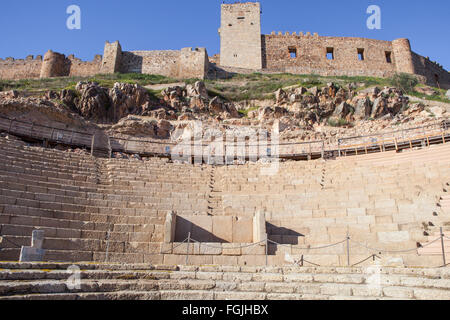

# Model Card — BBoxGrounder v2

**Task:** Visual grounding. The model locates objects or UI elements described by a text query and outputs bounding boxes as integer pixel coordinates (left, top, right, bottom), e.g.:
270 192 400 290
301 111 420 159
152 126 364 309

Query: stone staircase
0 262 449 300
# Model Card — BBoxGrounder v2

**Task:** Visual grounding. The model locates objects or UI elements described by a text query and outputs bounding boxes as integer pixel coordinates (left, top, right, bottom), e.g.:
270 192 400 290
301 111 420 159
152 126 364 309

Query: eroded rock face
75 82 111 122
109 82 149 121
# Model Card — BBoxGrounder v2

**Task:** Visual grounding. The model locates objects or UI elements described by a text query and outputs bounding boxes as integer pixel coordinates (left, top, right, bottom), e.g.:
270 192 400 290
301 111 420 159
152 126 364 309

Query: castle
0 1 449 89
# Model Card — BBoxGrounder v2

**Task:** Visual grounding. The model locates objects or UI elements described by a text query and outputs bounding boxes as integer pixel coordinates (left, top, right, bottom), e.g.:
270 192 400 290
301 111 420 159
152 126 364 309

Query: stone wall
0 56 42 80
68 55 102 77
116 45 209 79
411 52 450 89
262 33 397 78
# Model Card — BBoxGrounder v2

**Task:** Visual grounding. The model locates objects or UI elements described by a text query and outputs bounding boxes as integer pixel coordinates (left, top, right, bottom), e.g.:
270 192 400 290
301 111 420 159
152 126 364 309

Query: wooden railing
0 114 449 161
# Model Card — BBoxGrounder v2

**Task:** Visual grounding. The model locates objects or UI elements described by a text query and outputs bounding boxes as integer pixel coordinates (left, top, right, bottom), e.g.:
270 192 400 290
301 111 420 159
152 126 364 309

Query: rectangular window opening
237 17 245 20
357 48 365 61
289 47 297 59
385 51 392 63
326 47 334 60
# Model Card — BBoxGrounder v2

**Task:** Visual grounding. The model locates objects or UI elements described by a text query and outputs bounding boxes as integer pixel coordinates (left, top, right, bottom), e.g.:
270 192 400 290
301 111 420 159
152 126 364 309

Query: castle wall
262 33 397 78
220 2 262 70
411 52 450 89
0 56 42 80
119 47 209 79
68 55 102 77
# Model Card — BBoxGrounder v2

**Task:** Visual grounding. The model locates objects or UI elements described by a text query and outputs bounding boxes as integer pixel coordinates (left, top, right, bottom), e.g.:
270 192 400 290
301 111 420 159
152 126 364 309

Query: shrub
390 73 418 93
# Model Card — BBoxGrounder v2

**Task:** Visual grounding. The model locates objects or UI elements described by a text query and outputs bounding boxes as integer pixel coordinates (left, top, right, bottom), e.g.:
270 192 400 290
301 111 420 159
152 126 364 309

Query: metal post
346 232 350 267
265 236 268 266
105 229 111 263
440 227 446 267
186 232 191 265
8 119 13 134
300 255 304 267
338 140 341 158
321 141 325 159
91 134 95 156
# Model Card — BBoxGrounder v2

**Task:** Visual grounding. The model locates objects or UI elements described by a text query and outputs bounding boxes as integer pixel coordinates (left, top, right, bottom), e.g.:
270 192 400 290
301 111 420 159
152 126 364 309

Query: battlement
269 31 319 38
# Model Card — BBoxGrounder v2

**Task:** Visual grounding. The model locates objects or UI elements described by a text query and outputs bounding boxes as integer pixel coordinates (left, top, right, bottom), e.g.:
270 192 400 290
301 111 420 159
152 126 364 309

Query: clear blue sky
0 0 449 70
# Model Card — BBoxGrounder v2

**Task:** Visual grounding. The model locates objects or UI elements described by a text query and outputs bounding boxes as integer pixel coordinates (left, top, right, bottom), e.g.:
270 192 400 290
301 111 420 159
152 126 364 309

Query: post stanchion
265 236 268 266
186 232 191 265
346 232 350 267
91 134 95 156
440 227 446 267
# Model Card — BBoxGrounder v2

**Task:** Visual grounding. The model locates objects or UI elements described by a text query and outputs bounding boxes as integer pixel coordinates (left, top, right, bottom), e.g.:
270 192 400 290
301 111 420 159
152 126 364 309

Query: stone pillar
253 210 267 243
164 211 177 243
392 38 415 74
101 41 122 74
19 230 46 262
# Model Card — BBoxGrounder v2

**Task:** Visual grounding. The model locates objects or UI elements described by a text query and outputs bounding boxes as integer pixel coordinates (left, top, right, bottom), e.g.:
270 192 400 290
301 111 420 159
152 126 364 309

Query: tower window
289 47 297 58
326 48 334 60
357 48 365 61
237 17 245 20
385 51 392 63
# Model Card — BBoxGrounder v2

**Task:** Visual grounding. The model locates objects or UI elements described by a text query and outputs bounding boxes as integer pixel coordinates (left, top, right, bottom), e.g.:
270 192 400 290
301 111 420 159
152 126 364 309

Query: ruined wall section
262 33 397 78
179 48 209 79
68 55 102 77
411 52 450 89
120 47 208 79
0 55 42 80
220 2 262 70
100 41 122 74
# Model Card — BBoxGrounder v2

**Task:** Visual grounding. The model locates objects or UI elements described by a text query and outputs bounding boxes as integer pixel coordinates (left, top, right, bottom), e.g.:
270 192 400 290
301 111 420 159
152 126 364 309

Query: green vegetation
0 73 177 94
327 118 352 127
238 106 259 117
1 71 447 105
390 73 419 93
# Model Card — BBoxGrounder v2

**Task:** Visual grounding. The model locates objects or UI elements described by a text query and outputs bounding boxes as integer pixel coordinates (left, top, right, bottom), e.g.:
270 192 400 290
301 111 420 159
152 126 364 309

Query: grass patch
238 106 260 117
0 73 176 94
328 118 352 127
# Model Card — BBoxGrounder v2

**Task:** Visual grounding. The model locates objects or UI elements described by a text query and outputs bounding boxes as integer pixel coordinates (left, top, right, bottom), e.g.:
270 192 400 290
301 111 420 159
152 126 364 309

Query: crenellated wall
0 55 43 80
411 52 450 89
220 2 449 88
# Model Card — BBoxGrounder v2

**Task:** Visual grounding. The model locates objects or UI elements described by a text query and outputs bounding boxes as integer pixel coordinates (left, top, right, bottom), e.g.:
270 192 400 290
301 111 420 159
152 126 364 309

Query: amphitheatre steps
0 262 449 300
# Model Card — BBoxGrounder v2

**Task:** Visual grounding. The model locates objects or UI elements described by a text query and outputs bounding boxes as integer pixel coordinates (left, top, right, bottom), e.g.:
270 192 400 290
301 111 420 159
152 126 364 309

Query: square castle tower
219 2 262 70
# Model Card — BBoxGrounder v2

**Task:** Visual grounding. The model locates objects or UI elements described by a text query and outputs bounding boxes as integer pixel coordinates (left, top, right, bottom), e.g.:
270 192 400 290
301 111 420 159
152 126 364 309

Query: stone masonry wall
411 52 450 90
68 55 102 77
262 33 397 78
0 56 42 80
120 47 209 79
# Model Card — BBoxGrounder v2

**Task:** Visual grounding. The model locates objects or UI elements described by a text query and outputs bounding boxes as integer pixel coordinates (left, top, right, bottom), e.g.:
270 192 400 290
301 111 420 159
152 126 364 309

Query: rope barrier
350 235 443 254
190 239 266 249
351 254 382 267
268 238 347 251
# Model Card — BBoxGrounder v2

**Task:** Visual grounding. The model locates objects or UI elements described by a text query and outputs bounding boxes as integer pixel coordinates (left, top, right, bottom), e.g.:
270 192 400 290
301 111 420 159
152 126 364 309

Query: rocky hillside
0 73 449 143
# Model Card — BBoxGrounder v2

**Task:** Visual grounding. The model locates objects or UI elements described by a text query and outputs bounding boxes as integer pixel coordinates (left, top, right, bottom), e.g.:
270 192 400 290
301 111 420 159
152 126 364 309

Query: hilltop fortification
0 1 448 88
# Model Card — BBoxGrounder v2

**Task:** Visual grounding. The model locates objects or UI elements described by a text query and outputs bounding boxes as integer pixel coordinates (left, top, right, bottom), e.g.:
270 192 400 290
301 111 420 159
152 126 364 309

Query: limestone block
212 216 233 243
233 217 253 243
377 231 410 243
